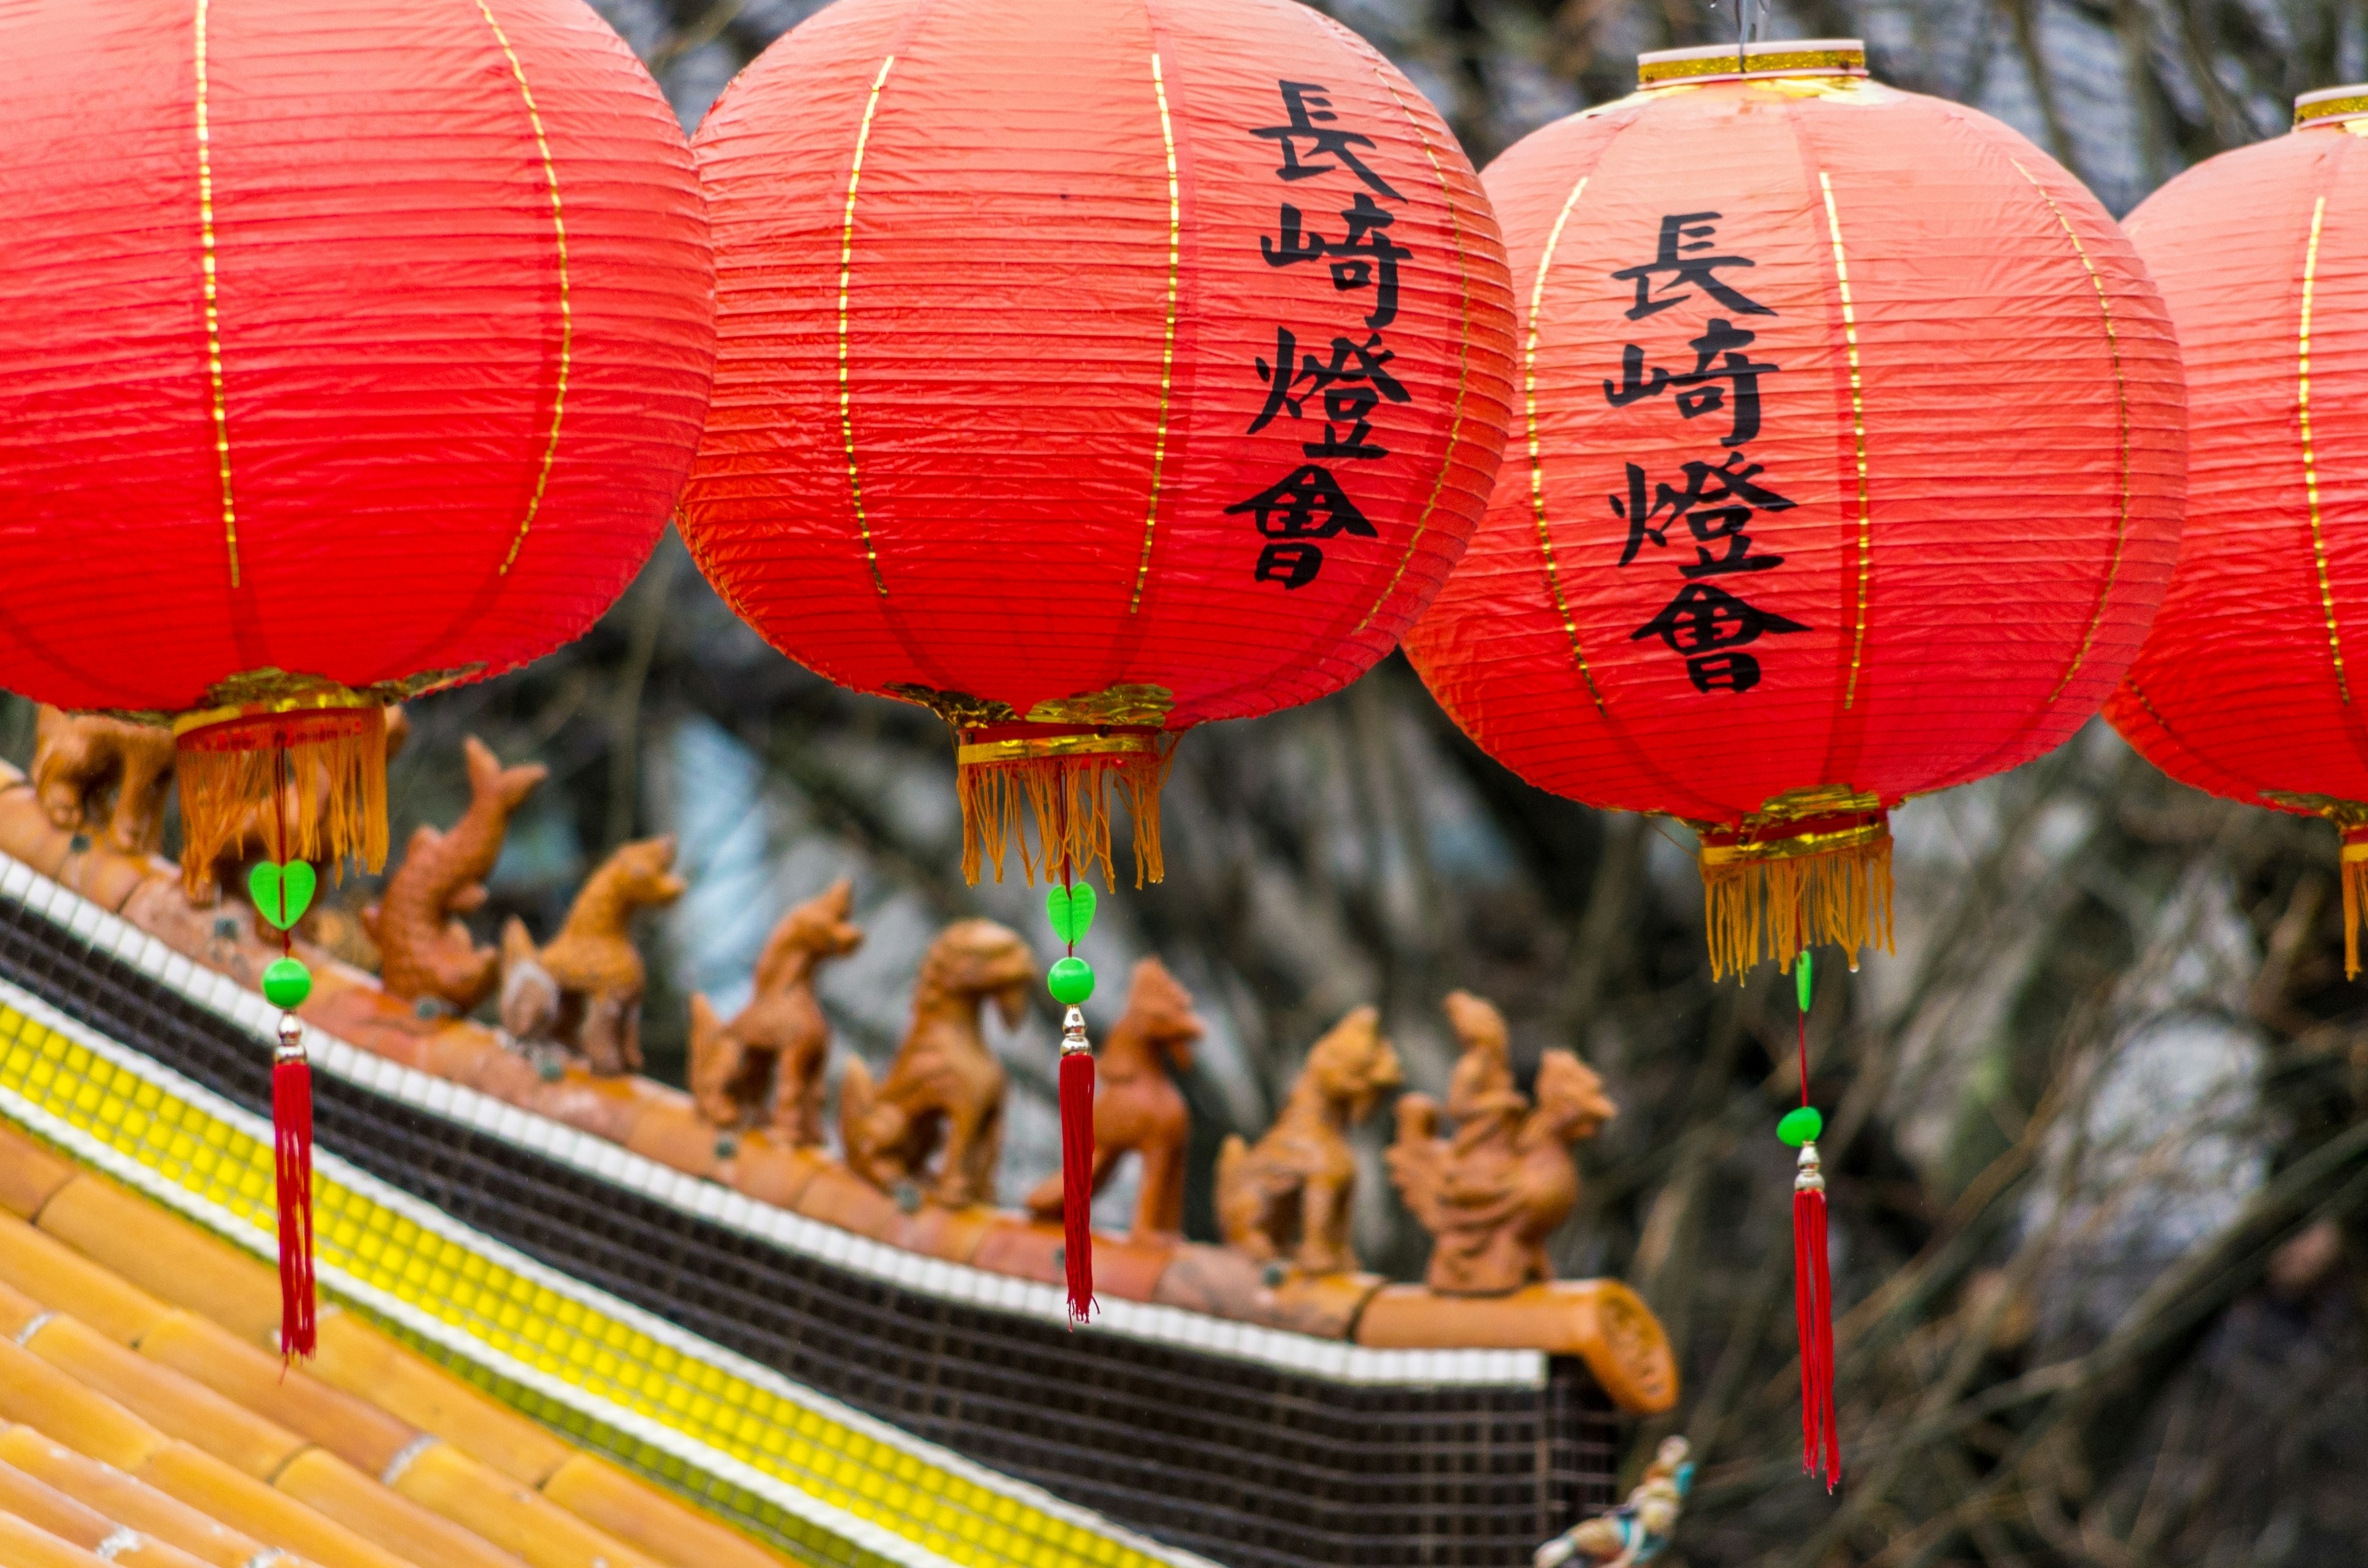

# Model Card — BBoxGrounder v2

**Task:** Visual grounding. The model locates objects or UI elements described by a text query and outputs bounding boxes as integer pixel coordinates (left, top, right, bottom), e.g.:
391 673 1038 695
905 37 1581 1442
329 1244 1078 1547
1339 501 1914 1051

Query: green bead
1045 883 1098 946
1046 955 1096 1005
261 957 312 1011
249 860 316 931
1797 949 1814 1012
1778 1106 1823 1147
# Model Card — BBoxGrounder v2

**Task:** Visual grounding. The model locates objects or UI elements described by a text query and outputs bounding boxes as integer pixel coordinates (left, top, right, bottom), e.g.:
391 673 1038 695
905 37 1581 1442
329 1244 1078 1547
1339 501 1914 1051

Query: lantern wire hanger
1729 0 1763 73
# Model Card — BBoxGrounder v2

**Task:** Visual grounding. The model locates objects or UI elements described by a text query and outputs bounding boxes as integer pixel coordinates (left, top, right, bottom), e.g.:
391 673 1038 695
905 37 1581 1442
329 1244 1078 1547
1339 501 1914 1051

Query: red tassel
1794 1146 1838 1488
274 1036 317 1360
1059 1038 1096 1324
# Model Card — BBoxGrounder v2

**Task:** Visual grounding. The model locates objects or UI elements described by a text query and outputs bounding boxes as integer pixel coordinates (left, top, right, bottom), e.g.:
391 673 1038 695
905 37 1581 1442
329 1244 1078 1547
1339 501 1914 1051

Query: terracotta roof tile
0 1128 791 1568
0 1428 269 1568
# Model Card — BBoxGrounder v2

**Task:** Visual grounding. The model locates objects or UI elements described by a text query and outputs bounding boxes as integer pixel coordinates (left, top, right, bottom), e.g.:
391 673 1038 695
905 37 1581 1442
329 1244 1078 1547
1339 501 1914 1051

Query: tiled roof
0 969 1212 1568
0 1120 791 1568
0 763 1676 1412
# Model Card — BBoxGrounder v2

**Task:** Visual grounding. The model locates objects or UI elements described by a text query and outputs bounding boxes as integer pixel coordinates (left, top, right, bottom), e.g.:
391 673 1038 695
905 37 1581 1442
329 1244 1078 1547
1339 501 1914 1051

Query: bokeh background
25 2 2368 1562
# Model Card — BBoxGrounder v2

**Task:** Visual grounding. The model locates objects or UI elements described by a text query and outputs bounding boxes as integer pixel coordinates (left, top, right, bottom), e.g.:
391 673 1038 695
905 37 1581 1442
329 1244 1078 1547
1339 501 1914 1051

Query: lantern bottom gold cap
1635 38 1867 89
956 731 1159 766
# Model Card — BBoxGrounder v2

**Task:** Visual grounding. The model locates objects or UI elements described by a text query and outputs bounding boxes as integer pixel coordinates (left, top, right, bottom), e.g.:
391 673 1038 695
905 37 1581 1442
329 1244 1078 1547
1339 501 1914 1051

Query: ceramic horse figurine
688 877 865 1143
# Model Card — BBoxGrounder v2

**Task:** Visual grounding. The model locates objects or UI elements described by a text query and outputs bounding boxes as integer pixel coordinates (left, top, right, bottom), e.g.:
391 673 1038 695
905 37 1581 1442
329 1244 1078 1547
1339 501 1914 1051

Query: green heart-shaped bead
249 860 316 931
261 956 312 1010
1778 1106 1823 1147
1045 882 1097 946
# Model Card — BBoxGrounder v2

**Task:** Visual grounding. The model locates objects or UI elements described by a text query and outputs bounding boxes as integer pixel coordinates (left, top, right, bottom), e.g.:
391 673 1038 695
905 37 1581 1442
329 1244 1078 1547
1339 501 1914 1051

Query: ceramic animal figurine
839 919 1034 1208
30 705 176 857
1389 993 1618 1294
363 736 546 1014
1214 1006 1403 1275
499 835 684 1075
688 877 864 1142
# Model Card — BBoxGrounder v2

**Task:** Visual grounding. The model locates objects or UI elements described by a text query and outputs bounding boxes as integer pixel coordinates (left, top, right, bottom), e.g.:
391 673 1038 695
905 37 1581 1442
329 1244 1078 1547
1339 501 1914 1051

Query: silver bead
1794 1139 1825 1196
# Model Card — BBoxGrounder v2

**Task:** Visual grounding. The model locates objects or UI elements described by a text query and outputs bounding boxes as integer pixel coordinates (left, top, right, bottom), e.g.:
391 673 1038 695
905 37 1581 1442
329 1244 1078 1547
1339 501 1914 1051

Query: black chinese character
1249 329 1411 459
1256 542 1325 589
1251 81 1403 200
1610 213 1772 321
1684 651 1768 692
1327 195 1407 329
1610 451 1794 572
1261 204 1328 267
1631 581 1808 693
1603 320 1778 446
1260 197 1413 330
1670 319 1777 446
1602 345 1669 408
1227 463 1379 543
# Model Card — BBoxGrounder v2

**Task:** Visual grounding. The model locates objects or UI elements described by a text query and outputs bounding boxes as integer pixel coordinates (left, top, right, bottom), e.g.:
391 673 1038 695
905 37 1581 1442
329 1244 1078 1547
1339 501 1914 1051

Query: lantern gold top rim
2295 84 2368 129
1635 38 1867 89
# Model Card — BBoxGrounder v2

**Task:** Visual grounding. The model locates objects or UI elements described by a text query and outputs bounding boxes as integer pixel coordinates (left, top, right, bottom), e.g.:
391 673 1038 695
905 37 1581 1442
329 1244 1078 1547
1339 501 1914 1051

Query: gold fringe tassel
2342 838 2368 980
1700 823 1894 982
957 738 1176 889
176 708 388 896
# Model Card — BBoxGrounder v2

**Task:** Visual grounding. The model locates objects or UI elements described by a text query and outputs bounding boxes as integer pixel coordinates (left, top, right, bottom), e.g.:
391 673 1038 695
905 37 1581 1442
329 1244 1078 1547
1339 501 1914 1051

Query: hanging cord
1799 969 1811 1107
268 747 317 1360
1052 787 1097 1324
1787 946 1840 1488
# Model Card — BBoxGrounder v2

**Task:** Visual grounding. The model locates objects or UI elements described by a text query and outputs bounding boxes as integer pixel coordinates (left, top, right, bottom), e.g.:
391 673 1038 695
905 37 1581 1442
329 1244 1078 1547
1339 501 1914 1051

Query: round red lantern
2107 86 2368 975
0 0 716 880
681 0 1515 889
1405 39 2185 980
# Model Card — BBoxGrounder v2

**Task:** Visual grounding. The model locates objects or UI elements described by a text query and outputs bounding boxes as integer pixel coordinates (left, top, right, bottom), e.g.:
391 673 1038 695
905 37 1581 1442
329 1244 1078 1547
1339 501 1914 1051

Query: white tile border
0 975 1230 1568
0 852 1543 1390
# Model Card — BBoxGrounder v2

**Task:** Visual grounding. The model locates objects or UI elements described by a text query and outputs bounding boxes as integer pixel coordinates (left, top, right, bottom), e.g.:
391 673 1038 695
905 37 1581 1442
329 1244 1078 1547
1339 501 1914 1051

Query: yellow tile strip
374 1332 891 1568
193 0 240 589
2300 195 2349 703
1526 174 1603 710
2010 161 2129 702
476 0 574 577
1817 171 1873 710
1130 51 1183 614
841 57 897 598
0 995 1178 1568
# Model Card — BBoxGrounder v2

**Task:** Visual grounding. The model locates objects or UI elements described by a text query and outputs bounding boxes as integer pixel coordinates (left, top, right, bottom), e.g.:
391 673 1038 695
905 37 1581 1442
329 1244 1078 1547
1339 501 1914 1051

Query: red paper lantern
680 0 1515 889
1405 39 2185 980
2107 86 2368 975
0 0 716 879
